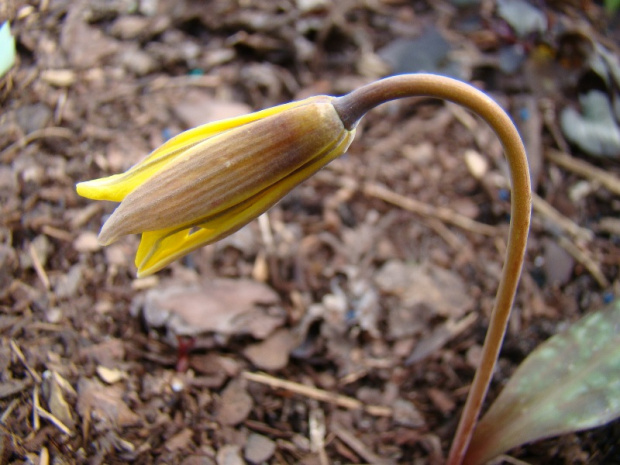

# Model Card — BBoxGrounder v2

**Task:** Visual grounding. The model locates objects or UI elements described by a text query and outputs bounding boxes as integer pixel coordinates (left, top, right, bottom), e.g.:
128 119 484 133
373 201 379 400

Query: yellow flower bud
77 96 355 276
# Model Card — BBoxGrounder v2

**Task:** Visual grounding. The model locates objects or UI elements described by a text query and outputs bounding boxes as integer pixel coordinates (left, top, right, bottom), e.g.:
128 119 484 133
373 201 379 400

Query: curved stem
333 74 532 465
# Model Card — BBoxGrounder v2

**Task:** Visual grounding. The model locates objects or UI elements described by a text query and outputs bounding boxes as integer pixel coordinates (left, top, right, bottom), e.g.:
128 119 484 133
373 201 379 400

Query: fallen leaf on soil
73 231 100 253
165 427 195 452
77 378 140 428
392 398 425 428
96 366 125 384
138 278 285 339
0 245 18 299
497 0 547 37
561 90 620 158
378 26 459 77
190 353 241 381
217 444 244 465
216 379 253 426
181 456 216 465
172 90 252 129
427 388 456 415
40 69 76 87
44 371 76 431
244 433 276 463
464 149 489 180
0 379 32 399
80 339 126 367
543 239 574 286
406 313 478 365
243 328 296 371
375 260 474 339
53 264 84 299
60 4 120 68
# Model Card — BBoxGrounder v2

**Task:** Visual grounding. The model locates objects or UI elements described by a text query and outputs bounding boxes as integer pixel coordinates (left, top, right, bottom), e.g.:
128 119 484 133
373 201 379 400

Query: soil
1 1 619 464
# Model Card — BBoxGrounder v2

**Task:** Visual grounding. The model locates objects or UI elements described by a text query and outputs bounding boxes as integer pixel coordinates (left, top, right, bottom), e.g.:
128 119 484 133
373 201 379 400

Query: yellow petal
76 99 309 202
136 128 355 276
97 97 347 246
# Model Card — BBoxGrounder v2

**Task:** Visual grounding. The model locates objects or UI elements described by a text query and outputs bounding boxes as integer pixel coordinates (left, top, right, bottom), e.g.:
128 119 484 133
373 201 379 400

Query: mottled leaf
0 22 16 79
560 90 620 158
465 299 620 465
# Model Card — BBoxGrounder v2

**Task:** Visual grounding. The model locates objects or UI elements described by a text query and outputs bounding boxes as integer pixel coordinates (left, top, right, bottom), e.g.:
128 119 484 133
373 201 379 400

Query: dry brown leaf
216 379 253 426
139 278 285 339
60 4 120 68
244 433 276 464
77 378 140 428
216 445 244 465
45 372 75 431
165 428 195 452
376 260 474 339
243 328 296 371
172 90 252 129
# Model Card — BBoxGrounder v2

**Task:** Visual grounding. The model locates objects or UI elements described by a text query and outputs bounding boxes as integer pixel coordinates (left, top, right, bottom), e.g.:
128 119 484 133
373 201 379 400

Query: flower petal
135 128 355 276
76 99 308 202
97 97 347 246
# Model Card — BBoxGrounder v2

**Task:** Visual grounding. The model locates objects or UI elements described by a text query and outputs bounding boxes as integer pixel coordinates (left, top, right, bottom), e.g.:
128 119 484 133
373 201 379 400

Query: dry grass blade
545 149 620 196
242 371 392 417
364 182 498 236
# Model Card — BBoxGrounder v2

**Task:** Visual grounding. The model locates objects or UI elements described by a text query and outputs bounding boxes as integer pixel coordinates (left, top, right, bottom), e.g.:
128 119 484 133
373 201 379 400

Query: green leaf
0 21 16 79
560 90 620 158
464 299 620 465
605 0 620 14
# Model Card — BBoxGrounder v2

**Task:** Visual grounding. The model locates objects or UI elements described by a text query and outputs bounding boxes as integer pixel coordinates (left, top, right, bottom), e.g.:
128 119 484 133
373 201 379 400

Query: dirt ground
1 1 619 464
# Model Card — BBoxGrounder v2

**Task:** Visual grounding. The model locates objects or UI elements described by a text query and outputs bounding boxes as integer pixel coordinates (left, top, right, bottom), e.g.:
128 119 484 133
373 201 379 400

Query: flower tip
96 230 115 247
135 268 149 279
75 181 92 199
76 179 112 201
135 262 160 278
96 216 123 247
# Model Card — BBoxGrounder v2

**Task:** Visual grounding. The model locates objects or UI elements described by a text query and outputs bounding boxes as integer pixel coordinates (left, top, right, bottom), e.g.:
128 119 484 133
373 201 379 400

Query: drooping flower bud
77 96 354 276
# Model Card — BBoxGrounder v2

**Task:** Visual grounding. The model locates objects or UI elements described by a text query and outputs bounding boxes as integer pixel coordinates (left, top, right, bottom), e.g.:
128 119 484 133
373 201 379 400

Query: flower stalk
332 75 531 465
77 73 531 463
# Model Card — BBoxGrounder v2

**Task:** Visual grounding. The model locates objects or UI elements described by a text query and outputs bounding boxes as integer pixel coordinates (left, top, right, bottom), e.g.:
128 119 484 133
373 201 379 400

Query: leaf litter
0 0 619 463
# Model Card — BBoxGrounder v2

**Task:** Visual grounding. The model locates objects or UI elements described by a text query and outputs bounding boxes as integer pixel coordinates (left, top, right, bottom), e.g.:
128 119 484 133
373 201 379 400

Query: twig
495 454 533 465
35 405 73 436
28 243 51 290
557 236 609 288
242 371 392 417
531 193 593 243
33 385 40 431
406 313 478 365
41 225 74 242
0 127 74 163
540 98 571 154
598 217 620 236
545 149 620 196
258 212 275 253
39 447 50 465
146 74 221 91
426 217 467 250
309 404 329 465
363 182 498 237
0 399 19 424
331 421 395 465
9 340 42 384
491 176 594 244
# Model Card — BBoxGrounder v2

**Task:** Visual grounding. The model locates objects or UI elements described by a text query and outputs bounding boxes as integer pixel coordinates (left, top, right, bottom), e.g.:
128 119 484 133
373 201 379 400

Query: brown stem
333 74 532 464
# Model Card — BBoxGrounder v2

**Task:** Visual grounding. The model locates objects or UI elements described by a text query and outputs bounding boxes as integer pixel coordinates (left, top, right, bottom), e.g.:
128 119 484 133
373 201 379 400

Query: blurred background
0 1 619 463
